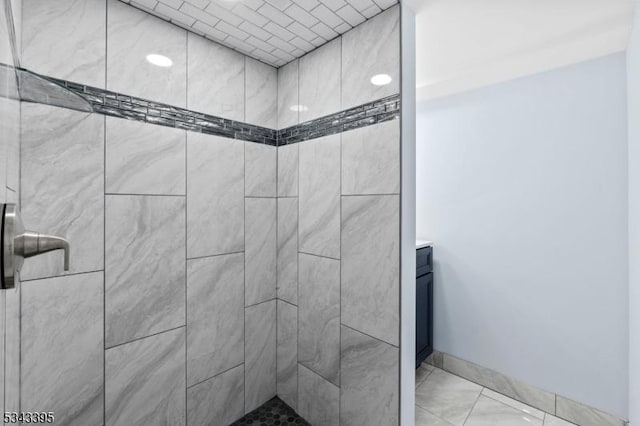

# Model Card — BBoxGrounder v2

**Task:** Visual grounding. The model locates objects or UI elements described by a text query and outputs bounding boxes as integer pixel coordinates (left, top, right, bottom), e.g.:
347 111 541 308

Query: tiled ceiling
120 0 398 67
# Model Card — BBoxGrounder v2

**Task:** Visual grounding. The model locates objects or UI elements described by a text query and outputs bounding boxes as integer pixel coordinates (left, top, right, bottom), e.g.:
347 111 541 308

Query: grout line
298 251 340 261
186 362 245 390
20 269 104 284
104 325 186 351
340 323 399 349
186 251 245 261
461 387 484 426
104 192 186 197
183 34 188 421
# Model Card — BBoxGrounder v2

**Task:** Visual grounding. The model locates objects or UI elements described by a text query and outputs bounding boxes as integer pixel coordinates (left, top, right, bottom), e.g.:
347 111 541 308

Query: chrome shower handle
1 203 71 289
15 231 70 271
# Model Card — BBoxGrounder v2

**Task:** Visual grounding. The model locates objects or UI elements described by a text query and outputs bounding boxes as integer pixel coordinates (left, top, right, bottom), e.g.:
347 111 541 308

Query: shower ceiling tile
119 0 398 67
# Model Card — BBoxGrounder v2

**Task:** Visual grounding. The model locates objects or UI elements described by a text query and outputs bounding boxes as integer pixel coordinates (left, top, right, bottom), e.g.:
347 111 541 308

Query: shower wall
275 6 401 425
19 0 277 424
0 0 21 418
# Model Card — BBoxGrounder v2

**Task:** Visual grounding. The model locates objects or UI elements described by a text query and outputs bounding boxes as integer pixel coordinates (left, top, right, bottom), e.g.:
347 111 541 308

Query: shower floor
232 397 310 425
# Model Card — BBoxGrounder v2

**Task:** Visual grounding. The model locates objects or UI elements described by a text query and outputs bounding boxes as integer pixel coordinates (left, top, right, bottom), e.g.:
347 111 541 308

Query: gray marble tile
246 57 277 128
555 395 625 426
21 104 104 280
277 143 298 197
298 253 340 385
245 143 276 197
415 406 455 426
187 364 244 426
245 301 277 413
481 388 545 420
106 117 185 195
187 133 244 258
105 328 186 426
188 32 244 120
415 368 483 426
341 5 400 110
277 198 298 304
416 363 435 388
107 0 186 106
187 253 244 387
23 0 105 87
341 195 399 346
442 354 556 414
544 414 577 426
105 195 186 347
277 60 299 129
21 272 103 426
298 364 339 426
342 120 400 195
298 134 341 259
277 301 298 410
466 396 543 426
299 38 341 122
5 97 19 192
340 326 399 426
245 198 277 306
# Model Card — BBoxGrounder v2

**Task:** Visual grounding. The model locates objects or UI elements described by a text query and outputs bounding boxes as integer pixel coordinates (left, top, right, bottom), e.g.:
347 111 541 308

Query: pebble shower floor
231 398 310 425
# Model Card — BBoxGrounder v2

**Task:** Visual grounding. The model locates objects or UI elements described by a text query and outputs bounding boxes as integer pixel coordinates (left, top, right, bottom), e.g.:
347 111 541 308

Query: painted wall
627 1 640 423
416 54 629 418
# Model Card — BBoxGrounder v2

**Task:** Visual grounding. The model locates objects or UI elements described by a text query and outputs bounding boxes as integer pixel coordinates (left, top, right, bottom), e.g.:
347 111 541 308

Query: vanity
416 240 433 367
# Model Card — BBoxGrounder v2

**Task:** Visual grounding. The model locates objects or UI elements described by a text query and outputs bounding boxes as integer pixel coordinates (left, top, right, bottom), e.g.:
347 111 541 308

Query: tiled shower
0 0 404 424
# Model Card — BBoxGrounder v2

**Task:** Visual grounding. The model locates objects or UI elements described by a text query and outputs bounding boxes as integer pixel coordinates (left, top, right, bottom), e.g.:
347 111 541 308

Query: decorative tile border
426 351 629 426
276 94 400 145
12 67 400 147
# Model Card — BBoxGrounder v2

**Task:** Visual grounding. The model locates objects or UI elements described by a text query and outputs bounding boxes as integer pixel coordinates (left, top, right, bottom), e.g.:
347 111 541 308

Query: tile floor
415 364 577 426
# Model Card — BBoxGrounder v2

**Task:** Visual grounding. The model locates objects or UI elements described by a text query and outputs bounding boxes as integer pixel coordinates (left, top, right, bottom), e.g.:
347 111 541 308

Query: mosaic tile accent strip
39 73 278 146
277 94 400 145
231 397 310 426
14 68 400 147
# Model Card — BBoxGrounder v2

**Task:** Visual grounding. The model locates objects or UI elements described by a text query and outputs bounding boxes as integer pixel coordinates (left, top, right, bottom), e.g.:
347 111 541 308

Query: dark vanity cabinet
416 245 433 367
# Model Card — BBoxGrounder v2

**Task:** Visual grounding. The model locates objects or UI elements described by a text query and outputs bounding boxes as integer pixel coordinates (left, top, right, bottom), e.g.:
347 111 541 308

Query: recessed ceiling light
146 53 173 67
289 104 309 112
371 74 392 86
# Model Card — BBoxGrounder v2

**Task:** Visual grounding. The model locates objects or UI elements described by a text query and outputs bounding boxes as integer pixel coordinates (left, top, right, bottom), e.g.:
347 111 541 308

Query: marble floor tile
23 0 105 87
544 414 578 426
555 395 625 426
340 326 399 426
246 57 277 128
187 364 244 426
465 396 543 426
245 198 277 306
277 143 299 197
297 364 339 426
187 133 244 258
341 5 399 110
298 253 340 385
105 195 185 347
299 134 341 259
188 32 244 120
245 143 276 197
415 368 483 426
481 388 545 420
277 60 299 129
341 195 399 346
107 0 186 106
106 117 186 195
21 104 104 280
21 272 103 426
416 363 435 388
187 253 244 387
415 406 454 426
245 301 277 414
442 354 556 414
277 198 298 305
277 301 298 410
105 328 186 426
299 38 341 122
342 120 400 195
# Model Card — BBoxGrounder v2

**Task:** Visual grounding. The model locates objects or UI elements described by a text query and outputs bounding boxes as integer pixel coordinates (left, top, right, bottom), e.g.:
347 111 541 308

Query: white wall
627 1 640 423
416 53 629 418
